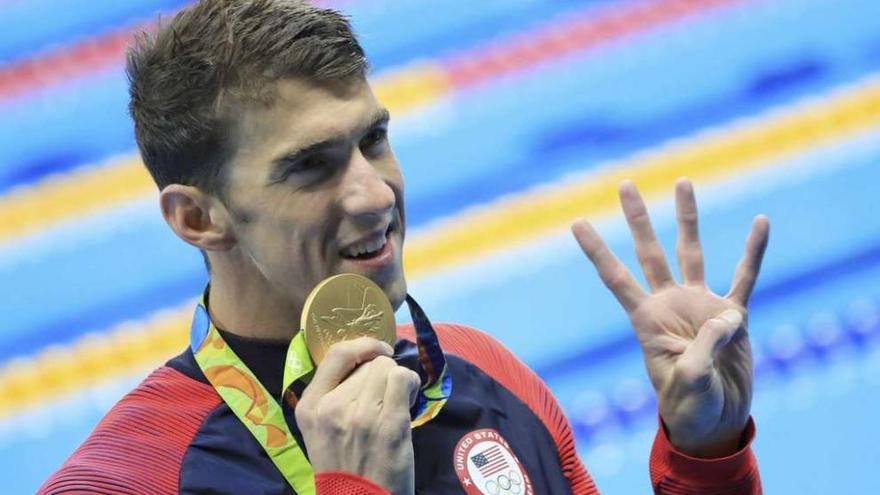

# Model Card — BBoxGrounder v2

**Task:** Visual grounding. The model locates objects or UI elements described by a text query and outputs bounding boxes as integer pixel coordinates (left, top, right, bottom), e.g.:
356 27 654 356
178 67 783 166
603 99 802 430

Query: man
40 1 769 493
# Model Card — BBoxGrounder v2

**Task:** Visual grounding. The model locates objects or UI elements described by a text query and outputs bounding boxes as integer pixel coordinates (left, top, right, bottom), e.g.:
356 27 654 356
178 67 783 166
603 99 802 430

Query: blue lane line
409 50 880 224
566 335 879 448
533 240 880 382
0 209 204 358
354 0 613 72
0 68 133 191
0 269 206 360
402 54 880 223
533 57 830 156
0 0 190 65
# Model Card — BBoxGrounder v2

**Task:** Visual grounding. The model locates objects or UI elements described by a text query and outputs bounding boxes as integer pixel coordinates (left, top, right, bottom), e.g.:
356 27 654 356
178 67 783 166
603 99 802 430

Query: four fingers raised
573 179 769 312
674 178 705 285
619 180 675 291
726 214 770 306
571 219 647 312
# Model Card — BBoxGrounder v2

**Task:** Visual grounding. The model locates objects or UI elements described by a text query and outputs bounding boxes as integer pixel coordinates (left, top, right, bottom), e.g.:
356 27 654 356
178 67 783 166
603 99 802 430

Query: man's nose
340 149 395 221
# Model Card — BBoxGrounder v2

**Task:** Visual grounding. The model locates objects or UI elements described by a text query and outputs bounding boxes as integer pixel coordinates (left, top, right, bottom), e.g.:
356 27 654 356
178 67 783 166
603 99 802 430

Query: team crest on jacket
453 428 533 495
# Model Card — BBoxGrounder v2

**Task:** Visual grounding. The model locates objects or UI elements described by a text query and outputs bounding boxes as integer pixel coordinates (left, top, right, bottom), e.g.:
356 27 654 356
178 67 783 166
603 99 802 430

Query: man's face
219 77 407 313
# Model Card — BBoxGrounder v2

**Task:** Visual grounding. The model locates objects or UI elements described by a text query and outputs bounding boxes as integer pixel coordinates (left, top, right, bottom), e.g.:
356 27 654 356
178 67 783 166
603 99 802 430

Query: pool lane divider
0 0 746 233
0 0 743 104
0 0 348 101
443 0 746 87
0 303 192 416
0 24 145 102
1 73 879 419
403 75 880 276
568 293 880 442
0 155 149 241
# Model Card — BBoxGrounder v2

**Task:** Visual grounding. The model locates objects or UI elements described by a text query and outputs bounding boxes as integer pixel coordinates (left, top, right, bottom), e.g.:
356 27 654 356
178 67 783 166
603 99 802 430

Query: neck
207 256 302 341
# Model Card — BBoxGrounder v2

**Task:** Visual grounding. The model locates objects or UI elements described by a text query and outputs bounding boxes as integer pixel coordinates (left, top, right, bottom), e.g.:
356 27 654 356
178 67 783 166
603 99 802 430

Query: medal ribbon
403 295 452 426
190 291 452 494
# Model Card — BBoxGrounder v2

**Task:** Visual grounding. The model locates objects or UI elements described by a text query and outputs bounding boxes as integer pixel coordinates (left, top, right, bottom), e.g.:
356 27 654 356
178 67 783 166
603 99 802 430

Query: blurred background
1 0 879 492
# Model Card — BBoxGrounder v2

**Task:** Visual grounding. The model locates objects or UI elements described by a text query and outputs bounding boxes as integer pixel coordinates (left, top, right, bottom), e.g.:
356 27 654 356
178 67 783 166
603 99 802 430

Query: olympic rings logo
483 470 523 495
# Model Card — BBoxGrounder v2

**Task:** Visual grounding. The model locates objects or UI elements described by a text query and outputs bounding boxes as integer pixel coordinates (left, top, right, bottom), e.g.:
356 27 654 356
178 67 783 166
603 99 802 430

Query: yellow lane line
2 76 879 418
0 64 451 243
0 157 154 241
403 77 880 276
373 63 451 113
0 305 190 417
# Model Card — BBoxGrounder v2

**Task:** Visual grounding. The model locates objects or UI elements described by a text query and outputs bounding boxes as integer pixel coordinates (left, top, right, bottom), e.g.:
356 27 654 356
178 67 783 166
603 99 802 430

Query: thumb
676 310 743 383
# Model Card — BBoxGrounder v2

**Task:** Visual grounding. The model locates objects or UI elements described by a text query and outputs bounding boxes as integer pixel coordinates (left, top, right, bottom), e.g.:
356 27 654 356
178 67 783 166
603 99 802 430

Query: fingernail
381 341 394 354
718 309 742 325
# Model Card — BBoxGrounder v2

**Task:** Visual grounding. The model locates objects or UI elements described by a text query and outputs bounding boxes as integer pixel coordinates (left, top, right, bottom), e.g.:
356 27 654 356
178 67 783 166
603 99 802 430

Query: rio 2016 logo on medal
453 428 533 495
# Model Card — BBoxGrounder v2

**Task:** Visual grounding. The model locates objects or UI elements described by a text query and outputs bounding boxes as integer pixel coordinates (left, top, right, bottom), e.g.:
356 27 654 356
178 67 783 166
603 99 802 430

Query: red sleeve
316 472 391 494
399 322 600 495
37 366 221 495
650 416 762 494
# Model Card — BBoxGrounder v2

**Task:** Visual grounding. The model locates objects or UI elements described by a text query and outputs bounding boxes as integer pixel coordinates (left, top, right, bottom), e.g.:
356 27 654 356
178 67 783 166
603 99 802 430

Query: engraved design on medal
312 285 384 347
302 274 396 365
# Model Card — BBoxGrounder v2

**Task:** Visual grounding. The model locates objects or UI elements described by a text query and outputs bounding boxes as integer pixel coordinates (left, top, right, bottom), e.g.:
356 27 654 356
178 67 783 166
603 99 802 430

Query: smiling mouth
340 225 394 260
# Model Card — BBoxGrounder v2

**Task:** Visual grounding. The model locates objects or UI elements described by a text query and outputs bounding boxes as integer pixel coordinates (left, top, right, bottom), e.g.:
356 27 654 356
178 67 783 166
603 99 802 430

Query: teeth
343 235 387 257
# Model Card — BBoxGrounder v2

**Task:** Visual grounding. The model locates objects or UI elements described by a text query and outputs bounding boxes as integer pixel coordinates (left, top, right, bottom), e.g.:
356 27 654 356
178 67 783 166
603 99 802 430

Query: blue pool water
1 0 878 492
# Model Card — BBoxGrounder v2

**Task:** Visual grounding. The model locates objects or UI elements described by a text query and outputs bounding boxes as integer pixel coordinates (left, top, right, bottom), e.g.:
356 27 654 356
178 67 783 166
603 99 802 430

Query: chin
385 273 407 312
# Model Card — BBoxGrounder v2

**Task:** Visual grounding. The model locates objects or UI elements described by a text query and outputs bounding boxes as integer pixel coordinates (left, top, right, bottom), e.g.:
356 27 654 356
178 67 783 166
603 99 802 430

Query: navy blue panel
180 402 296 495
412 352 574 494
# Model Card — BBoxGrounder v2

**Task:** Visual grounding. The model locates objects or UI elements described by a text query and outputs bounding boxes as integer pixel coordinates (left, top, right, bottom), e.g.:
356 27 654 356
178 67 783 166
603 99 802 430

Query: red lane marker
445 0 746 88
0 0 354 103
0 0 742 103
0 23 148 102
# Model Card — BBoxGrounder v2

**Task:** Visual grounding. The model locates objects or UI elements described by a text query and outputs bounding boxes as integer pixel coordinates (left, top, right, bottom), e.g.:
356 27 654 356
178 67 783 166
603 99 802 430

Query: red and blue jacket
39 323 761 494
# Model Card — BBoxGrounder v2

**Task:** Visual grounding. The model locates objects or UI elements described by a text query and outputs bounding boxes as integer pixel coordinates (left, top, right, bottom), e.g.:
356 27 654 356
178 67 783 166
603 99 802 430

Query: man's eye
287 156 324 175
360 128 388 154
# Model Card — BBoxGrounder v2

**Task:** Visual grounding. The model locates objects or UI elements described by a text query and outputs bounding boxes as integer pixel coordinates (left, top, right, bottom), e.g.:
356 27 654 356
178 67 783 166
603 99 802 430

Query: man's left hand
571 178 770 458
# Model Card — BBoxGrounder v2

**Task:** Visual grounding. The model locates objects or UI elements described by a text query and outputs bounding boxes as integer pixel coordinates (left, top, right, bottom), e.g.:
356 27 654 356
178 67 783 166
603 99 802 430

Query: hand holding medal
295 273 421 495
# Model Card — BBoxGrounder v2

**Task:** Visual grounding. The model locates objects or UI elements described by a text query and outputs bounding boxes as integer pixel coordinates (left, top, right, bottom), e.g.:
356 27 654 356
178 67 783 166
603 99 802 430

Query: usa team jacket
40 323 762 494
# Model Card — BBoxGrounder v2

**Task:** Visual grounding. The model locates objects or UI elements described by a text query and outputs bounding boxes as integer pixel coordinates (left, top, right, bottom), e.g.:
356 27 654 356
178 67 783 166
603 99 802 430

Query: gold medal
301 273 396 365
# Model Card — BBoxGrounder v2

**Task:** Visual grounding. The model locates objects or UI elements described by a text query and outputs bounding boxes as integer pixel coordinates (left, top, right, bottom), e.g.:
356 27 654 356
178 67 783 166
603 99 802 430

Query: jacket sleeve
650 416 762 494
37 367 222 495
315 472 390 495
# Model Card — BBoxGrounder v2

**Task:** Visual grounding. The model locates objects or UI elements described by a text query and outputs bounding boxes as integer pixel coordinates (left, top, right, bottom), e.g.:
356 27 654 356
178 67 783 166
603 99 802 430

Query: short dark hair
126 0 369 195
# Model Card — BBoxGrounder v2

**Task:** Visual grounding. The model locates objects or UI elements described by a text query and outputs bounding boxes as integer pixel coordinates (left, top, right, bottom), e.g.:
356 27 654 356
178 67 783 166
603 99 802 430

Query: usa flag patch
453 428 533 495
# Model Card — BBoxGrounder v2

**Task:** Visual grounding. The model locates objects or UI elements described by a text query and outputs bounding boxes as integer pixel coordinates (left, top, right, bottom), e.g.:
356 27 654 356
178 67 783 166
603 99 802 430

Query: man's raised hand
571 178 770 457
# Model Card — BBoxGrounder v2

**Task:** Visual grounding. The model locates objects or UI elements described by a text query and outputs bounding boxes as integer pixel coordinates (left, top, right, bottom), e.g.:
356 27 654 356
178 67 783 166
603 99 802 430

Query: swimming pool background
1 0 878 492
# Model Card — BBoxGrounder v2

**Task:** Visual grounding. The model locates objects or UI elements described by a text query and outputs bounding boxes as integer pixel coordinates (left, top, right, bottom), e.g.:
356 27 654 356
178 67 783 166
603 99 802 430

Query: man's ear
159 184 236 251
